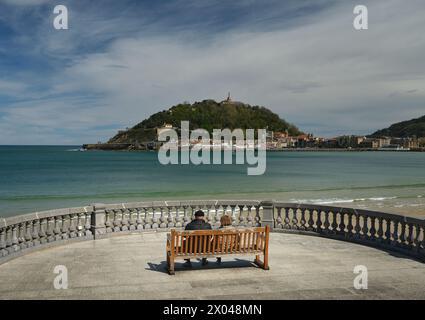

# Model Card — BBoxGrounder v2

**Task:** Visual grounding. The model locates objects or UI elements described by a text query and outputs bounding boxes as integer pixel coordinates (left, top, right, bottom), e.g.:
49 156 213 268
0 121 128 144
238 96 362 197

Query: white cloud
0 0 51 5
1 0 424 144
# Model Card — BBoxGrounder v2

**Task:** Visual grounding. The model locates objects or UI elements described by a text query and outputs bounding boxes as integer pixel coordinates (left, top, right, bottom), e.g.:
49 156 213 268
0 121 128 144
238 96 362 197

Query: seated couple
183 210 238 267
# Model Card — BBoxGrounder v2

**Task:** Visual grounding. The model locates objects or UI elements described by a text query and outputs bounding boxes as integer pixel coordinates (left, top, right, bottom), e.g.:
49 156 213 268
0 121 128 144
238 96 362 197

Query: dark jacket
185 219 212 231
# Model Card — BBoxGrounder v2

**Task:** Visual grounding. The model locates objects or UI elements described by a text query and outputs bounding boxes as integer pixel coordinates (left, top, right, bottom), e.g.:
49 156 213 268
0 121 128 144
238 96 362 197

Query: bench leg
168 257 175 275
254 254 270 270
166 252 175 275
263 253 269 270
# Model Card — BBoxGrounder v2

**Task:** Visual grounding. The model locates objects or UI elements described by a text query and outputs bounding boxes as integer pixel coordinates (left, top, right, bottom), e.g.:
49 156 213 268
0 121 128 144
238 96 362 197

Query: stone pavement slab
0 232 424 300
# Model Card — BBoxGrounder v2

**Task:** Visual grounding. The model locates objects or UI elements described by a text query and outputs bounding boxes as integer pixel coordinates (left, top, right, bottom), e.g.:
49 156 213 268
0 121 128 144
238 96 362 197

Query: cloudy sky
0 0 424 144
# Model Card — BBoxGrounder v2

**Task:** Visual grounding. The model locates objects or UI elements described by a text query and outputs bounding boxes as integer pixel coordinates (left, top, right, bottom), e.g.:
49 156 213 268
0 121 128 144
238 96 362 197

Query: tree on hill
370 115 425 138
109 99 303 143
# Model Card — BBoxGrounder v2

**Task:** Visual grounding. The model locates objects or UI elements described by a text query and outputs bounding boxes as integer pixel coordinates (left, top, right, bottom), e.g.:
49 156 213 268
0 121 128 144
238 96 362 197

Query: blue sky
0 0 424 144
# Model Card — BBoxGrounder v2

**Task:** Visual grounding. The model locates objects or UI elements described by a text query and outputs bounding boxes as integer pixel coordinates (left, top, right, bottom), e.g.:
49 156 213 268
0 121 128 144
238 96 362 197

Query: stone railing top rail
98 200 262 211
1 206 94 228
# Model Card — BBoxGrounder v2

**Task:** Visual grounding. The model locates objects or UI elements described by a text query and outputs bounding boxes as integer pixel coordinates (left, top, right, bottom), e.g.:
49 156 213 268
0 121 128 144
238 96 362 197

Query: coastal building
336 135 365 148
221 92 233 104
358 137 391 149
156 123 175 140
390 137 419 149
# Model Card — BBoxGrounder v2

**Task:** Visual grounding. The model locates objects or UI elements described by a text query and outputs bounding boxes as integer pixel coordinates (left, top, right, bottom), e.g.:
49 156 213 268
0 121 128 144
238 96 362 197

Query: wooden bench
166 226 270 275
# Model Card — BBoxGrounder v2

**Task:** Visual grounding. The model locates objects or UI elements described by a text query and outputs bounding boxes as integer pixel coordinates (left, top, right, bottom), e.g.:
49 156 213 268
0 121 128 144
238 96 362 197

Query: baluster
144 208 151 229
46 217 55 242
183 206 190 227
399 220 406 247
407 223 414 248
230 205 237 226
38 218 47 243
18 223 26 249
159 207 167 228
307 209 314 231
32 219 41 246
283 208 290 229
346 212 354 238
121 209 129 231
361 215 369 240
127 209 135 231
69 214 77 238
54 216 62 241
299 209 306 230
246 206 253 227
175 207 183 228
152 207 159 229
316 210 323 232
165 206 172 228
0 227 7 257
323 211 330 233
25 221 33 247
377 217 384 242
291 209 298 229
330 211 338 233
105 210 113 233
369 216 376 241
392 220 399 246
135 208 144 230
254 206 261 226
353 213 361 239
84 212 92 236
113 210 121 232
339 212 346 235
238 205 245 226
61 215 70 240
76 212 85 237
384 218 392 244
414 224 421 253
276 208 283 229
10 225 20 252
5 226 12 253
169 206 176 228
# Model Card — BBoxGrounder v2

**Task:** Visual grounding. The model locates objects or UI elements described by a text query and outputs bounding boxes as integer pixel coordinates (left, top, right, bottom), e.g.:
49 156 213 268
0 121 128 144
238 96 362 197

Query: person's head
194 210 205 220
220 215 232 227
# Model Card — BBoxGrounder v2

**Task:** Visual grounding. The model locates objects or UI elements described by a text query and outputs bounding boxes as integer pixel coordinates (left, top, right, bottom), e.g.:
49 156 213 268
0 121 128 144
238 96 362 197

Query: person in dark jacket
184 210 212 267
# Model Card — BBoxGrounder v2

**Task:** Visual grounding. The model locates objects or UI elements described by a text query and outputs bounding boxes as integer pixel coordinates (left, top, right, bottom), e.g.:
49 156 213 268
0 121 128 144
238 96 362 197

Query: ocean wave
368 197 397 201
291 196 399 205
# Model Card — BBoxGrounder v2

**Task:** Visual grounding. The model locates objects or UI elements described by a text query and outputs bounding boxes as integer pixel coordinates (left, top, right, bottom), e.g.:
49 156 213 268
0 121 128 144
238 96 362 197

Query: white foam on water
290 196 398 206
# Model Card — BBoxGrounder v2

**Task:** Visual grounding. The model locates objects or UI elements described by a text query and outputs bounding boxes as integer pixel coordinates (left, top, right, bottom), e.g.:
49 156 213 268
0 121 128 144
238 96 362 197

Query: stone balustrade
273 202 425 261
0 206 93 263
0 200 424 264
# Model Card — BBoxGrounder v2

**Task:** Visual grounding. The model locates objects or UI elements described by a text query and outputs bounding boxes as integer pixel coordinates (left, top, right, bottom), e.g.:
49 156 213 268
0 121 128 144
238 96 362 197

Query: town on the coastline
83 95 425 152
84 122 424 152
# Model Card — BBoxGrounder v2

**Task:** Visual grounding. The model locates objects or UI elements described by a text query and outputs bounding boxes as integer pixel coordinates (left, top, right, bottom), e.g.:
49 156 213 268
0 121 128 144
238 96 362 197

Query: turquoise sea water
0 146 424 218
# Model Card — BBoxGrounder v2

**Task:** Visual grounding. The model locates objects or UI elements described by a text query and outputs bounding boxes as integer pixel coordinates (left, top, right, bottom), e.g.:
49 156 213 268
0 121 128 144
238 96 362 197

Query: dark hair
194 210 205 217
220 215 232 227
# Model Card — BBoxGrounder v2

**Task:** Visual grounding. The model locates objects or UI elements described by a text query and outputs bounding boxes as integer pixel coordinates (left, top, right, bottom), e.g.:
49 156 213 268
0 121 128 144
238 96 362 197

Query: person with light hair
216 214 234 264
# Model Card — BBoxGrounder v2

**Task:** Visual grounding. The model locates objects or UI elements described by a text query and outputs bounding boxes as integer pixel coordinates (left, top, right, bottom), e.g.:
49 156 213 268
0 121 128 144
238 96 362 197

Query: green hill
108 99 303 143
371 115 425 138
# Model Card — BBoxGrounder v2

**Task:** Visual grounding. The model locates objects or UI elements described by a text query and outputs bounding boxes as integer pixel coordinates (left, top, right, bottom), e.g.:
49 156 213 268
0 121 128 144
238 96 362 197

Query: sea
0 146 424 218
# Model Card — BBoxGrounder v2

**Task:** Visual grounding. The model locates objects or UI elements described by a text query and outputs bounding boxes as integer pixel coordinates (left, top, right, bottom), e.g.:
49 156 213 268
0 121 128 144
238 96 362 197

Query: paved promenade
0 232 424 299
